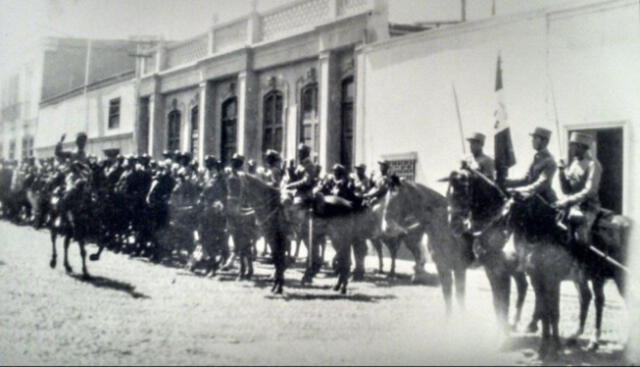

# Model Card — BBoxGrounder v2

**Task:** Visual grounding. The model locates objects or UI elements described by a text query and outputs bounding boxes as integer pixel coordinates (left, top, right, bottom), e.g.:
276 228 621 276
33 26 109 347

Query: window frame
108 97 121 130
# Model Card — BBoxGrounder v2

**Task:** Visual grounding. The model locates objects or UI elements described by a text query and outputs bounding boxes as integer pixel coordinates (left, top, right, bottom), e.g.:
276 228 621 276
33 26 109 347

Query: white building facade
356 0 640 356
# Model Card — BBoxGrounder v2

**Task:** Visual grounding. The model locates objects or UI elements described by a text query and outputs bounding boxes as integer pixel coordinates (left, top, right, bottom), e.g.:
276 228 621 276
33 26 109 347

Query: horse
226 172 289 293
451 167 629 358
382 179 472 317
49 164 97 279
443 168 539 333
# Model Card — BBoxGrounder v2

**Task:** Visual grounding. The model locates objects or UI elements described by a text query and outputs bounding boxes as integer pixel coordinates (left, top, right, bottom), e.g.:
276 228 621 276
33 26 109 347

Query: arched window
167 110 181 152
299 83 319 154
263 90 284 154
340 77 354 169
221 98 237 165
190 105 199 156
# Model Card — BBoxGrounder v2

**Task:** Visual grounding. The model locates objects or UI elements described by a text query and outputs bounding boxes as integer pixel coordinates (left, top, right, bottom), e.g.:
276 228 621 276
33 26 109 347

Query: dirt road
0 221 629 365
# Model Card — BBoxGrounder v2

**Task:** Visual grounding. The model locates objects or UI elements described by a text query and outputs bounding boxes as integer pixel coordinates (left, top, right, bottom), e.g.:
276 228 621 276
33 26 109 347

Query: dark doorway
340 77 354 170
221 97 237 165
569 127 623 214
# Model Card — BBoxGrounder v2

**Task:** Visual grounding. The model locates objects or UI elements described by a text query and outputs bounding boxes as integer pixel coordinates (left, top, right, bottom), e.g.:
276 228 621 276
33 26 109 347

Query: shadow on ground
265 292 397 303
69 273 150 299
502 335 628 366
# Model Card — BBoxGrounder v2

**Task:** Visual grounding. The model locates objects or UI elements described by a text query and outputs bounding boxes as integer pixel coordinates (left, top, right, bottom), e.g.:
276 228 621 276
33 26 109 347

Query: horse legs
270 230 287 294
437 265 454 318
511 270 529 330
484 261 509 332
405 233 429 283
50 229 58 268
63 235 73 273
588 277 606 351
568 277 592 345
352 237 367 281
546 279 562 360
530 274 551 359
453 266 467 312
388 238 400 279
79 240 89 279
333 241 351 295
371 238 385 274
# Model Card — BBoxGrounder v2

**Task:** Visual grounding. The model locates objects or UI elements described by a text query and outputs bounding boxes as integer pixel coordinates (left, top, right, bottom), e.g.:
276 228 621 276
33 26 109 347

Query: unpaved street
0 221 629 365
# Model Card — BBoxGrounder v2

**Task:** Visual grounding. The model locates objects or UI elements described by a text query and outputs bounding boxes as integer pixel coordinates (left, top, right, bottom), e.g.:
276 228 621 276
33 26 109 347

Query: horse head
382 178 441 237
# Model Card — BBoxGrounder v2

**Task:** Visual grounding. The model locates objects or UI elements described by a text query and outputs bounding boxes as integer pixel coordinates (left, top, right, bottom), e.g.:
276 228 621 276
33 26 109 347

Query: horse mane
466 170 506 220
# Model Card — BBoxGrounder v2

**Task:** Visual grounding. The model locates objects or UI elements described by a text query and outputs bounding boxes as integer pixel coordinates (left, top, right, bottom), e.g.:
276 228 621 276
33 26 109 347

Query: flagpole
452 83 466 155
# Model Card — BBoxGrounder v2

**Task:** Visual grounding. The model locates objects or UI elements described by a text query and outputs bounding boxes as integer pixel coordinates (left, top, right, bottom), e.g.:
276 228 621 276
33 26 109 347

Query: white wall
36 79 136 150
360 0 640 359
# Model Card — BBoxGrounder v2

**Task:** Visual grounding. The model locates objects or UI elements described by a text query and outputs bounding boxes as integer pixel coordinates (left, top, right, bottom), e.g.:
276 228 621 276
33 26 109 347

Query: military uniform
505 148 558 203
558 133 602 244
364 161 392 201
465 153 496 181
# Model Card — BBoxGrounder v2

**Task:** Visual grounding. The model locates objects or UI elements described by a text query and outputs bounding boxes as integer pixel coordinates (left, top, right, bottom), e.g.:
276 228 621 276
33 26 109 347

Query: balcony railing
141 0 377 74
165 34 210 70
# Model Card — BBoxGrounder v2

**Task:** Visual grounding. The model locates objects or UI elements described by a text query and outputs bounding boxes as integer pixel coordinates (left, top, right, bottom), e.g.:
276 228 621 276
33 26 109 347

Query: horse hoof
65 265 73 273
527 322 539 334
82 272 91 280
341 287 347 295
587 341 600 351
333 283 341 292
49 258 57 269
89 254 100 262
565 337 578 347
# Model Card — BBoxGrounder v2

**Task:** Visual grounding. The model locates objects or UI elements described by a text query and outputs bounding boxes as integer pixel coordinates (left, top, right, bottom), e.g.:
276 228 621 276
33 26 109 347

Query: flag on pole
493 54 516 175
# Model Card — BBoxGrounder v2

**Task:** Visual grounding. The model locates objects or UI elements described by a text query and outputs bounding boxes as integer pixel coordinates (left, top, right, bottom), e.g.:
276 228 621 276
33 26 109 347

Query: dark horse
444 169 529 332
49 164 97 278
225 172 289 293
448 167 630 359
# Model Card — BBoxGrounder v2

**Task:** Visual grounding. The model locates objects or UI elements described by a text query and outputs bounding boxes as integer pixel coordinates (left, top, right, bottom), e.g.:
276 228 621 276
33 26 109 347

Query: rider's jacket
505 148 558 203
559 152 602 211
464 152 496 181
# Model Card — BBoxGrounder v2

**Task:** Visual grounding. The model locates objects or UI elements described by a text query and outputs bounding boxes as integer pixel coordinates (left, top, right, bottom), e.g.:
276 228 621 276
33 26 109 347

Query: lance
452 83 466 155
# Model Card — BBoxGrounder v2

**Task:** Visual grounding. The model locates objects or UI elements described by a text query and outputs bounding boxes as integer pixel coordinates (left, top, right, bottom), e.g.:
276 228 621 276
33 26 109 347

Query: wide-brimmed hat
377 160 390 167
569 132 593 147
529 127 552 140
354 163 367 170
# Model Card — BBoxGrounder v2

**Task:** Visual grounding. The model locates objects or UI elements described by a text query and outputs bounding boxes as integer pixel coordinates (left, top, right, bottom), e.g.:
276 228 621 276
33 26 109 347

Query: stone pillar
247 10 262 45
237 70 259 161
354 44 367 166
147 78 164 158
198 80 215 163
318 51 339 170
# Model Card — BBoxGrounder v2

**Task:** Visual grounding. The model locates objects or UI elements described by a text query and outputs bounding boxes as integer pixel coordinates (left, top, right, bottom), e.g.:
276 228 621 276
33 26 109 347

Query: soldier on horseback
363 160 392 202
262 149 284 187
504 127 557 203
464 132 496 180
555 132 602 247
504 127 558 271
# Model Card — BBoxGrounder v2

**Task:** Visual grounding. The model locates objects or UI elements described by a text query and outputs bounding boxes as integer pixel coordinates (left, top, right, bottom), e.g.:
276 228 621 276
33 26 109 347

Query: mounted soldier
351 163 372 198
504 127 557 203
262 149 284 188
464 132 496 181
317 163 359 209
505 126 558 271
55 133 89 165
363 159 392 202
555 132 602 247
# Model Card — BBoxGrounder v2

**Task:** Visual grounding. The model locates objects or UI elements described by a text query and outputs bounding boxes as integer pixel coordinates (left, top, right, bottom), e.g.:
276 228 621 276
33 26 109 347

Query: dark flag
493 54 516 185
